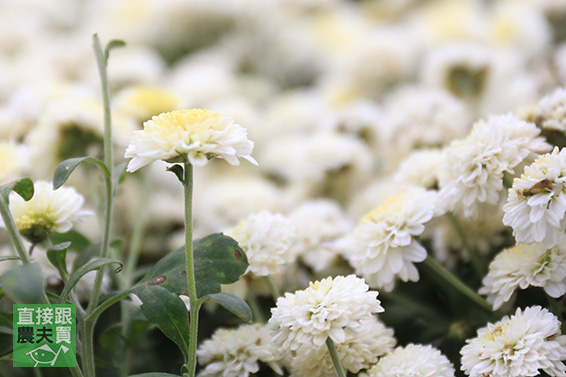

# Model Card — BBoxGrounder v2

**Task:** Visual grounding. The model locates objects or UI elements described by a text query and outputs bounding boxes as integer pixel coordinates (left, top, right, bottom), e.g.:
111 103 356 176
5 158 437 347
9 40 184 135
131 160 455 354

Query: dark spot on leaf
148 275 166 285
234 250 242 260
183 290 188 295
180 270 186 275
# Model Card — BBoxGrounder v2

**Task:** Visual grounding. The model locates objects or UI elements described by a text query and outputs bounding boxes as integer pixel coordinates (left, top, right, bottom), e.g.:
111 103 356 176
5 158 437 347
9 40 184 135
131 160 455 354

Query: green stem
119 171 151 377
79 320 95 377
325 337 346 377
69 365 85 377
0 197 29 264
183 162 199 376
246 290 265 323
447 212 485 277
79 35 118 377
264 275 281 301
423 256 492 311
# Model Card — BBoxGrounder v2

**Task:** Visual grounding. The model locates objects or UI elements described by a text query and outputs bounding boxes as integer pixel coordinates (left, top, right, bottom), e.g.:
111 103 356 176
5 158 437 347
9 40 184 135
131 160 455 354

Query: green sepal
166 164 184 183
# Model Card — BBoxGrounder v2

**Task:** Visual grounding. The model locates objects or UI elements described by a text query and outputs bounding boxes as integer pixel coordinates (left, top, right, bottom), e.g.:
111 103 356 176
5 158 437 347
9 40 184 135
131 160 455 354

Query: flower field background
0 0 566 376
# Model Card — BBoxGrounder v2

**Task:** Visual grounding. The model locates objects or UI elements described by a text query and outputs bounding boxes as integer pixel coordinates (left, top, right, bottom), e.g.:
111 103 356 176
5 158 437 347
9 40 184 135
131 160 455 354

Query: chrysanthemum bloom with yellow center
1 181 91 243
503 147 566 249
346 188 439 292
124 109 257 172
461 306 566 377
479 242 566 310
269 275 384 352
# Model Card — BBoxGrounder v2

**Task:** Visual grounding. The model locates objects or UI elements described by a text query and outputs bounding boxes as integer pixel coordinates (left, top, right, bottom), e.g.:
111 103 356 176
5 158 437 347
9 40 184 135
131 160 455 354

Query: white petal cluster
197 324 282 377
479 243 566 310
503 147 566 248
346 188 438 291
367 344 455 377
269 275 383 351
3 181 91 243
461 306 566 377
125 109 257 172
534 87 566 132
228 211 296 277
439 113 550 218
289 199 353 272
290 318 395 377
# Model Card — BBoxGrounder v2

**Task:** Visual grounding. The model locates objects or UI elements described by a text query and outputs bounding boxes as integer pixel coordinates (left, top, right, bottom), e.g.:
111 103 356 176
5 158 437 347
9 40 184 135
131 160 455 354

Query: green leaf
50 230 91 253
114 162 128 187
138 285 190 361
47 242 71 280
0 263 44 304
135 233 248 298
166 164 184 183
105 39 126 62
53 157 110 190
60 257 122 303
0 256 20 263
0 178 34 203
201 293 252 323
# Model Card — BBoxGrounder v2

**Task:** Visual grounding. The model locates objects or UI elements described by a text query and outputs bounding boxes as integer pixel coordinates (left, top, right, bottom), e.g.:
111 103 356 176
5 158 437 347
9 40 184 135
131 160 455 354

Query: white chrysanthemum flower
269 275 383 351
197 324 282 377
367 344 455 377
124 109 257 172
228 211 297 277
393 149 445 190
439 113 550 218
534 87 566 132
289 200 353 272
290 317 396 377
503 147 566 249
1 181 91 243
346 188 439 292
479 243 566 310
461 306 566 377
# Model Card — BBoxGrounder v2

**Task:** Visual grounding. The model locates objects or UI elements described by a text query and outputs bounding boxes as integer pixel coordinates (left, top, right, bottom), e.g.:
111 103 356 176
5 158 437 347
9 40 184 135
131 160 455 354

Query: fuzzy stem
326 337 346 377
264 275 281 301
183 161 199 376
423 256 492 311
0 197 29 264
447 212 485 277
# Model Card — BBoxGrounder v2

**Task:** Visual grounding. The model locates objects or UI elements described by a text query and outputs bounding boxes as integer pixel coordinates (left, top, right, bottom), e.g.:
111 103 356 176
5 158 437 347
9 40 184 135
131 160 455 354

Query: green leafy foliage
0 178 34 203
47 242 71 280
0 263 44 304
135 233 248 298
60 257 122 303
138 285 191 361
200 293 253 323
53 157 110 190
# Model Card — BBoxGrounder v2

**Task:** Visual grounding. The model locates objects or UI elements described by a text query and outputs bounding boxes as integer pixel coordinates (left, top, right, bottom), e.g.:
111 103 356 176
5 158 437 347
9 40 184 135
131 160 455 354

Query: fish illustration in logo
26 344 69 366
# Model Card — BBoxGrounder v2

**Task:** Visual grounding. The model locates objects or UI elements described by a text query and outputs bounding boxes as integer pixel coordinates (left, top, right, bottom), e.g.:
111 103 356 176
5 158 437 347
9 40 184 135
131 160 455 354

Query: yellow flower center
152 109 223 130
361 193 405 224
